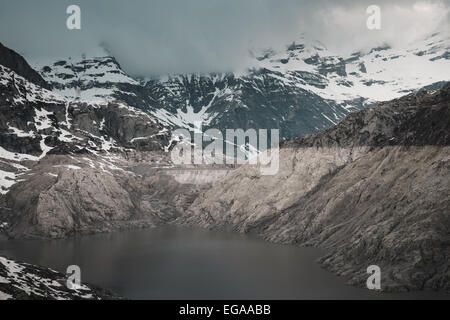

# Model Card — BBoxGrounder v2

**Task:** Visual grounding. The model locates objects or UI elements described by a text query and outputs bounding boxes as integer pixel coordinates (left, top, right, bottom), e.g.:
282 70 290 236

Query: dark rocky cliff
283 84 450 148
0 42 51 90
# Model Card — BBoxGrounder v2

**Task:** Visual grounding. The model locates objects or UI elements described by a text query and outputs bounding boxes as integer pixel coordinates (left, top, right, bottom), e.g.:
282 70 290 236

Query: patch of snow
0 146 39 162
0 256 100 300
34 108 53 131
38 136 54 160
99 118 106 130
7 125 35 138
57 128 83 143
0 291 12 300
54 165 82 170
0 170 17 194
62 102 72 129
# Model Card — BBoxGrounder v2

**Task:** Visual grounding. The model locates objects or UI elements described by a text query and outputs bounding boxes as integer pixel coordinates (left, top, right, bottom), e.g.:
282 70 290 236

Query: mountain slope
0 42 51 90
0 59 171 193
0 256 118 300
0 44 232 240
35 32 450 140
177 83 450 293
0 46 202 239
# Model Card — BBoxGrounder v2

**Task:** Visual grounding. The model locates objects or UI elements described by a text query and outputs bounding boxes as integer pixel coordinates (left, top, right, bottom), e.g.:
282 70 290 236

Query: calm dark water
1 227 448 300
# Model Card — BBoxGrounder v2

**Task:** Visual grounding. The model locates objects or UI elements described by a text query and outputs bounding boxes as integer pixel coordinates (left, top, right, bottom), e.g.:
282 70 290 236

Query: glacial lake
1 227 449 300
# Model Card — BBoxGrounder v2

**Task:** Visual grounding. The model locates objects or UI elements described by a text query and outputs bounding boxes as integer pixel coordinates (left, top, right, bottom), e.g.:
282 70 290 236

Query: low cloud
0 0 448 76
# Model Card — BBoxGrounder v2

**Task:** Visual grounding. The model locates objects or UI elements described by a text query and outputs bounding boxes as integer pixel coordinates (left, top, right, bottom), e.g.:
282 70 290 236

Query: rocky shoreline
0 256 120 300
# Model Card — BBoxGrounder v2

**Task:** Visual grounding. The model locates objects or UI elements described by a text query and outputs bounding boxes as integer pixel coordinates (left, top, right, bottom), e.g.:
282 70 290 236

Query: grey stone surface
178 85 450 293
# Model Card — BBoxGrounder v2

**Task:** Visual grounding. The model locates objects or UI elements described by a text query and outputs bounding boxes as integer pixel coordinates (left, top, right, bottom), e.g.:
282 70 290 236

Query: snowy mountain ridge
34 32 450 139
252 32 450 102
0 62 171 195
35 56 138 102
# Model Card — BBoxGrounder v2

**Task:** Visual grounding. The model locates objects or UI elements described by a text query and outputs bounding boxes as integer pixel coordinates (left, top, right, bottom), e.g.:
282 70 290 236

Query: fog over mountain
0 0 449 76
1 0 450 300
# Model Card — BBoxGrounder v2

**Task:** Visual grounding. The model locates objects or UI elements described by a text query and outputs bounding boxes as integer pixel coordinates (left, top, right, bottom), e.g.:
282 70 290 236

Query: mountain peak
37 55 138 102
0 42 51 90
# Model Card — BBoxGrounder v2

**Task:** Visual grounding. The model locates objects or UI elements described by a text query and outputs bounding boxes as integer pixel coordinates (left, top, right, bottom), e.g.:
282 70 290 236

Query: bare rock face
0 50 198 239
0 42 51 90
11 160 136 238
1 153 207 239
283 84 450 148
178 84 450 293
0 59 227 238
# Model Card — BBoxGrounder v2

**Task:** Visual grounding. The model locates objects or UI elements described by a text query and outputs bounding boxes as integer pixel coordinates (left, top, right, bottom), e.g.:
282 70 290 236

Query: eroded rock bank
0 152 218 239
178 145 449 292
176 84 450 293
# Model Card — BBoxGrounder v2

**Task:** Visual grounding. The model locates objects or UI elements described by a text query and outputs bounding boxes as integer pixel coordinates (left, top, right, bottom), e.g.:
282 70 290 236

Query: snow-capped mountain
0 43 205 242
0 46 171 196
1 34 449 296
35 32 450 140
253 33 450 102
36 56 139 102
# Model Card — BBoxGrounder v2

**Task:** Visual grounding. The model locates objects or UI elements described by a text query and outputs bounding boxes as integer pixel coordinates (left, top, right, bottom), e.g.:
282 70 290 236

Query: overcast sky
0 0 448 76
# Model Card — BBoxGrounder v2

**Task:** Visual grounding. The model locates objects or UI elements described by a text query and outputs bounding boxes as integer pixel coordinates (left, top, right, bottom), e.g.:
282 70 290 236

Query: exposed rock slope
0 60 171 194
0 45 231 240
0 256 118 300
178 84 450 293
1 152 210 239
0 42 51 90
0 46 205 239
